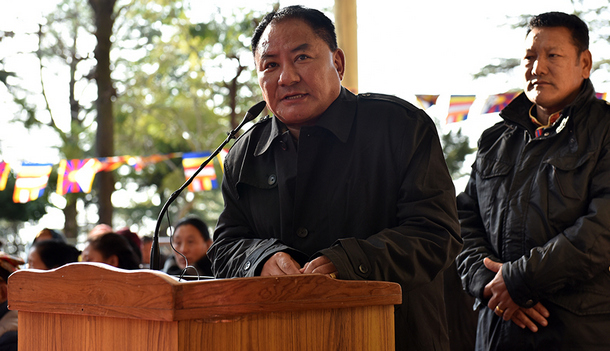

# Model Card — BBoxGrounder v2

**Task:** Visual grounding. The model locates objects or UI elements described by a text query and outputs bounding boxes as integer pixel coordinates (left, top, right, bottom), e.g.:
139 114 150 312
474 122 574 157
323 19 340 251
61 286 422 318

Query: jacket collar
501 79 596 129
254 87 357 156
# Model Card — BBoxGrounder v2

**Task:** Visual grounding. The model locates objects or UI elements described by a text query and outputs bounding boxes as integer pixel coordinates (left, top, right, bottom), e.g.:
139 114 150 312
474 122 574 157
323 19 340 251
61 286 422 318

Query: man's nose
278 64 300 86
531 57 547 76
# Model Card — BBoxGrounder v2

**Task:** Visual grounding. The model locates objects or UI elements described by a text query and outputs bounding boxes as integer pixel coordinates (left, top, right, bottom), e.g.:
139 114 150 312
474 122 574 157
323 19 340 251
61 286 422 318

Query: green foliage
0 69 15 87
111 2 263 229
472 58 521 79
442 128 476 179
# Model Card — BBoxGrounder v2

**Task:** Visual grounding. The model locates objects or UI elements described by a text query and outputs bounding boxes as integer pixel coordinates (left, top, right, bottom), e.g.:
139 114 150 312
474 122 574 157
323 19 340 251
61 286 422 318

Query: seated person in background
32 228 66 244
87 224 113 239
27 240 81 270
116 228 143 265
140 235 167 269
81 233 140 270
163 217 213 277
0 252 24 351
140 236 152 268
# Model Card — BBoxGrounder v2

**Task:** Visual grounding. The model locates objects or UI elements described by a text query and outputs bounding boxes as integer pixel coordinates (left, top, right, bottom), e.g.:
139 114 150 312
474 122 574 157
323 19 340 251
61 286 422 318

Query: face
523 26 591 114
27 248 49 270
81 244 117 267
255 18 345 127
172 224 210 269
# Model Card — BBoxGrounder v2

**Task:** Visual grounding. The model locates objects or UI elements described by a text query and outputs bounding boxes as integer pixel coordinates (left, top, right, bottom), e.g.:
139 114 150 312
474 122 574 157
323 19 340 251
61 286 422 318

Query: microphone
150 100 267 271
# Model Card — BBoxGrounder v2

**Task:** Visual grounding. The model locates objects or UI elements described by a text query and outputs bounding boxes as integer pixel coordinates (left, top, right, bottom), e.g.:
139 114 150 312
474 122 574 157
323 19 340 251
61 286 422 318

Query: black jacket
457 79 610 349
209 88 462 350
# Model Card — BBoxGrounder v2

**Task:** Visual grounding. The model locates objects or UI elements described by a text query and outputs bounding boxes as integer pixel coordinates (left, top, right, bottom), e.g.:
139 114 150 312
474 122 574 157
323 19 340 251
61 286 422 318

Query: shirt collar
254 87 357 156
529 105 561 128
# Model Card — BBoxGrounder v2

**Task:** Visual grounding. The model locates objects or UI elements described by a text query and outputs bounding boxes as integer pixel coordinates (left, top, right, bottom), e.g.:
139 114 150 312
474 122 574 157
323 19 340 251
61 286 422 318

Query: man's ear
333 48 346 81
581 49 592 79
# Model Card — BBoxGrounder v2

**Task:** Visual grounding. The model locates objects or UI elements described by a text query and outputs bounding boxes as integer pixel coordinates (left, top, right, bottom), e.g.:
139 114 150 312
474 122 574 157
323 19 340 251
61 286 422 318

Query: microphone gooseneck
150 101 267 271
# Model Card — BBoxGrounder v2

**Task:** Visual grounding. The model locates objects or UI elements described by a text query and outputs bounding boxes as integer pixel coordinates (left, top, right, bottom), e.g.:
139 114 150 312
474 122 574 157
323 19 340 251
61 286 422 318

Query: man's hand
483 258 549 332
261 252 302 276
508 303 550 332
300 255 338 277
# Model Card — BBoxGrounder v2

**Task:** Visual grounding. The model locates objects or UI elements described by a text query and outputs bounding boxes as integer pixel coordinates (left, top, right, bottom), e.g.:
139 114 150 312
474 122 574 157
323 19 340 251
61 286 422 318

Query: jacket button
359 264 369 274
244 261 251 271
267 174 277 186
296 227 308 238
525 299 534 307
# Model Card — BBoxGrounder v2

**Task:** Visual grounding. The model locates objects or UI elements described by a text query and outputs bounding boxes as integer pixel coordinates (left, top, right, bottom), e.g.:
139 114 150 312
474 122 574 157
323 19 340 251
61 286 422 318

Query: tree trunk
89 0 117 226
63 195 78 244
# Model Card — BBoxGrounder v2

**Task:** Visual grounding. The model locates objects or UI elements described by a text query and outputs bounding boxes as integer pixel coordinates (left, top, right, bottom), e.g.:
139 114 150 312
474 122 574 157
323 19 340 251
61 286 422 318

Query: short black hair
87 233 140 270
175 216 210 241
32 239 81 269
251 5 338 56
527 12 589 53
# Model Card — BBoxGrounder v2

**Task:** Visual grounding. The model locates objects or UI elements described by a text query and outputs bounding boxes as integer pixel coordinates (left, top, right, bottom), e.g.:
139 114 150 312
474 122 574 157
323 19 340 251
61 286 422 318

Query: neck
535 106 552 125
287 125 301 140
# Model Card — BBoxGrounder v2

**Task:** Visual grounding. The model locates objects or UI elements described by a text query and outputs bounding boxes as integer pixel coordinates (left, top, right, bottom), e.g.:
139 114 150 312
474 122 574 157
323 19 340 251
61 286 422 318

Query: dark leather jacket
209 88 462 350
457 79 610 316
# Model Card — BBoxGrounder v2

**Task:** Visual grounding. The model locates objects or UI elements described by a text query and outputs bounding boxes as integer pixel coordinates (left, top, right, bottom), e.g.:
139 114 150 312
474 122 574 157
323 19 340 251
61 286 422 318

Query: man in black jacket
208 5 462 350
457 12 610 350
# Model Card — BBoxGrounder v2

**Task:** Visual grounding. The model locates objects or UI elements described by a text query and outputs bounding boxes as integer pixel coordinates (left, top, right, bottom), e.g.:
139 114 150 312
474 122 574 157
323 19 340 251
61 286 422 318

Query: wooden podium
8 263 401 351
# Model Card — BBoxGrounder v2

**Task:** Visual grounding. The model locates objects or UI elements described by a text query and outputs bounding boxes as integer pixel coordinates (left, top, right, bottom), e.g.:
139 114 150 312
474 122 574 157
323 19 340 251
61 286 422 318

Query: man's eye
296 54 309 61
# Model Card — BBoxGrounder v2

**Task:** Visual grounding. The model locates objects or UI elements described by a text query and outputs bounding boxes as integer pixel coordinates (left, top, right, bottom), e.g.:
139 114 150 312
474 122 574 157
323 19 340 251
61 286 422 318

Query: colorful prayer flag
447 95 476 123
182 152 218 192
0 161 10 191
97 156 130 172
596 92 607 101
57 158 102 195
12 162 53 203
481 92 519 114
128 153 177 172
415 95 440 109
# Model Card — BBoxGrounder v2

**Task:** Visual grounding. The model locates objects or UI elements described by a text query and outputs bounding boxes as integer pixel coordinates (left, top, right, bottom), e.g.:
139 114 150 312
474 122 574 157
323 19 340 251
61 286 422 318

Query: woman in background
163 216 213 277
82 233 140 270
27 240 80 270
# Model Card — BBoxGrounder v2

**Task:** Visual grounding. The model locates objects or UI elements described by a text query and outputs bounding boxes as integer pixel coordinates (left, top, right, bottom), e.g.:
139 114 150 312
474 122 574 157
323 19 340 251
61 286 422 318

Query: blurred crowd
0 216 214 351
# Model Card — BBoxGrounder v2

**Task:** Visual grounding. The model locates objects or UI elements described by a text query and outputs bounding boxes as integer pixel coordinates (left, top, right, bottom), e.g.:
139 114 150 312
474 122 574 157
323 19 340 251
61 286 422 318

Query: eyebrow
291 43 310 53
259 43 311 61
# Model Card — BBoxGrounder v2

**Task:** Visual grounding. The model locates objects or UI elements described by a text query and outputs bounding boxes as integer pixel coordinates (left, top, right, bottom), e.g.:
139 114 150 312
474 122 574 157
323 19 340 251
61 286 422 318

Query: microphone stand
150 101 267 270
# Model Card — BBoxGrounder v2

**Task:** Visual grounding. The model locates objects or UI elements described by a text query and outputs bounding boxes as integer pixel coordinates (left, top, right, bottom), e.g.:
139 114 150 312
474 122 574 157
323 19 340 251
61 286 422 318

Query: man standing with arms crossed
208 5 462 350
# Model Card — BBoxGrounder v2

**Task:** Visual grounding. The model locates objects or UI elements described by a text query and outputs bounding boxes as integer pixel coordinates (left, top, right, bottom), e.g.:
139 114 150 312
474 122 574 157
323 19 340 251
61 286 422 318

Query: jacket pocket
476 156 513 180
545 150 595 200
549 268 610 315
544 151 596 226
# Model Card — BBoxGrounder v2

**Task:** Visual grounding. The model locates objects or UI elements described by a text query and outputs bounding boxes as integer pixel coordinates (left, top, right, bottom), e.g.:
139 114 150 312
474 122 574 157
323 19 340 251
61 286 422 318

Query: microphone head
244 101 267 123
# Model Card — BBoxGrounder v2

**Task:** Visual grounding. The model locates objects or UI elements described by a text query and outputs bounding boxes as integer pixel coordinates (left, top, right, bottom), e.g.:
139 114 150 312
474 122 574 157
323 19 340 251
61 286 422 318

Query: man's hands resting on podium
261 252 338 278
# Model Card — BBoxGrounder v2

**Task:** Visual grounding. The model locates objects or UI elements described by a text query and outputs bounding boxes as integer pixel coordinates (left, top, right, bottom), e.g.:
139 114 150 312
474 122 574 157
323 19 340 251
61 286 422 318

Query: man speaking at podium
208 5 462 350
